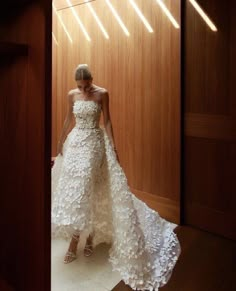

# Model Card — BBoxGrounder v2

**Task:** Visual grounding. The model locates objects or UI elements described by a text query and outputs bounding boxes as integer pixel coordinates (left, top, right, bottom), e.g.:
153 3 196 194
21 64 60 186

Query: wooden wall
52 0 181 222
0 1 51 290
184 0 236 240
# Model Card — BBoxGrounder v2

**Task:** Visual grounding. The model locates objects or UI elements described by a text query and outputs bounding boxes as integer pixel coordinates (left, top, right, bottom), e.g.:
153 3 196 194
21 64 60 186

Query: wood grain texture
0 1 51 290
131 187 180 223
184 0 236 240
52 0 181 221
55 0 93 10
0 41 28 56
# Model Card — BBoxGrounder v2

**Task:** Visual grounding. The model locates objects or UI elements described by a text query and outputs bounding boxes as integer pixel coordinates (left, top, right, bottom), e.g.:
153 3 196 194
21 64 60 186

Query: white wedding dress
51 100 181 291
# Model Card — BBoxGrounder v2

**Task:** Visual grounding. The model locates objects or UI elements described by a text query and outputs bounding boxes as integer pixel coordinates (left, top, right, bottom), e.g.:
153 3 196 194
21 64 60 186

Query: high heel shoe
84 236 94 257
63 233 80 264
84 243 93 257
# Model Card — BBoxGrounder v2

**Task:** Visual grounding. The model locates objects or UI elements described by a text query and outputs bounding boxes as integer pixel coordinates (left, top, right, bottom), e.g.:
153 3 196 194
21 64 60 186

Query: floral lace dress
51 100 181 291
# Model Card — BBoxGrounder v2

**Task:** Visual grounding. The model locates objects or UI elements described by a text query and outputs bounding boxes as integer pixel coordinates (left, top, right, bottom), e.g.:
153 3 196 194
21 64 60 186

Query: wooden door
0 1 52 290
183 0 236 240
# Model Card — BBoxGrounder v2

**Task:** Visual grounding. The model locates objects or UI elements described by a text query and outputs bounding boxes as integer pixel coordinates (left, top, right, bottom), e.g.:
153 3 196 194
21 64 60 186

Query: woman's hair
75 64 93 80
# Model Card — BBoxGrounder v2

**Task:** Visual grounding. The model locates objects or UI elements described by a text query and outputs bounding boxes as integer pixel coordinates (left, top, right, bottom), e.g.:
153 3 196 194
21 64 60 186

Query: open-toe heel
63 233 80 264
63 250 77 264
84 243 93 257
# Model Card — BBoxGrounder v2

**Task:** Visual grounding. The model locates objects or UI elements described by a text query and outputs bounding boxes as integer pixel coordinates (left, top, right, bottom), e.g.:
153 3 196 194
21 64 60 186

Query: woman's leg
64 230 81 263
84 230 94 257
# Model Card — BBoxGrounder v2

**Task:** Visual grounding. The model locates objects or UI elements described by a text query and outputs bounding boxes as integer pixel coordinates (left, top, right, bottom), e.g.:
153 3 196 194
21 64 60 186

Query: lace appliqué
51 101 181 291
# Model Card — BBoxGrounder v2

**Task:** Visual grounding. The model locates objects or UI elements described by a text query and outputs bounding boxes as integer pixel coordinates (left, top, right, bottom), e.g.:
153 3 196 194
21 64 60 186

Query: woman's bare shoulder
68 88 79 96
92 84 107 94
98 89 109 107
67 88 80 102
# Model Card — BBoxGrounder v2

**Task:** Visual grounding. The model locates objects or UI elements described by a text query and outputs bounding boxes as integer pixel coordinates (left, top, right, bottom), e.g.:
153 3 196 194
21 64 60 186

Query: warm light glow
52 32 59 46
129 0 153 33
66 0 91 41
105 0 130 36
85 1 109 39
155 0 180 29
189 0 217 31
52 2 73 43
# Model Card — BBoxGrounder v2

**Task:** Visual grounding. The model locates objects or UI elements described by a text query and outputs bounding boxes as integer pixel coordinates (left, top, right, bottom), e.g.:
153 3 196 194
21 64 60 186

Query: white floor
51 223 177 291
51 232 121 291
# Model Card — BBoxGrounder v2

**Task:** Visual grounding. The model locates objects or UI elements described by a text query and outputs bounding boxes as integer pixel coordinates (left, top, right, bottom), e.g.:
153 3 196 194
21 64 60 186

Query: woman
51 64 181 291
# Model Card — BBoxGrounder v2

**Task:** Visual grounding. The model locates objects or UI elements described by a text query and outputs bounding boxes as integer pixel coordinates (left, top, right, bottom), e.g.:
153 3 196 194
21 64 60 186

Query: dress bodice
73 100 102 129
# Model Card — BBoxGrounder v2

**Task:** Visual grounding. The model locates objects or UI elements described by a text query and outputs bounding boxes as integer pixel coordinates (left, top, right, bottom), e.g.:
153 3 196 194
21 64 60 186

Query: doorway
51 0 181 290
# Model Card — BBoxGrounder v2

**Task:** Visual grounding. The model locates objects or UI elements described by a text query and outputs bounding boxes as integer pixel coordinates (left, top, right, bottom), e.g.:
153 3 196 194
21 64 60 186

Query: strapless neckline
74 99 101 108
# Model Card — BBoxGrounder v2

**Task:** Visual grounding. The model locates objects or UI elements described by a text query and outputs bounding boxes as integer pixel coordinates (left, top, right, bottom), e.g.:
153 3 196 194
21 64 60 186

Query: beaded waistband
75 126 101 130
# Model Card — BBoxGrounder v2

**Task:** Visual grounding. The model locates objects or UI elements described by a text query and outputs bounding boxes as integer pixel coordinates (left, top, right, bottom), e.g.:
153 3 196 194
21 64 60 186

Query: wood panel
184 0 236 240
0 1 51 290
55 0 91 10
0 42 28 56
52 0 181 222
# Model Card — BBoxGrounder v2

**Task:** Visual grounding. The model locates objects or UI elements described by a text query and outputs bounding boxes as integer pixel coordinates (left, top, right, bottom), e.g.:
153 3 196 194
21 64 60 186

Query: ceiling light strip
66 0 91 41
188 0 217 31
85 1 109 39
52 32 59 46
129 0 153 33
52 3 73 43
105 0 130 36
155 0 180 29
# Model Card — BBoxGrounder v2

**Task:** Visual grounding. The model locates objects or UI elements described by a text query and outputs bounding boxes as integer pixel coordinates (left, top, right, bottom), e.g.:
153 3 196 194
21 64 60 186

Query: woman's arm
101 90 117 151
57 91 74 154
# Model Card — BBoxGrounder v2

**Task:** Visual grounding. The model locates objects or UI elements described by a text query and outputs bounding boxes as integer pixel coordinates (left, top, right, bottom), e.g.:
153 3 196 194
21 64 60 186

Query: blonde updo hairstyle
75 64 93 81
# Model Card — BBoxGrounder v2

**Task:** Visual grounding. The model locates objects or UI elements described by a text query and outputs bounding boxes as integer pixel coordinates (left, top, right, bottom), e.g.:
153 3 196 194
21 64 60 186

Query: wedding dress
51 99 181 291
